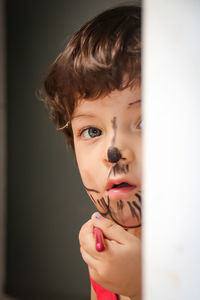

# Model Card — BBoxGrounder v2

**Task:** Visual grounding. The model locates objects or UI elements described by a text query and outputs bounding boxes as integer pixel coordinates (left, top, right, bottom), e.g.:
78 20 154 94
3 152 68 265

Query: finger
91 212 134 244
80 246 98 268
79 219 106 255
79 219 94 250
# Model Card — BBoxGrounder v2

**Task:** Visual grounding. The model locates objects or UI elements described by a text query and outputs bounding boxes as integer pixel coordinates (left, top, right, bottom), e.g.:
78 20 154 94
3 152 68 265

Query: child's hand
79 212 141 299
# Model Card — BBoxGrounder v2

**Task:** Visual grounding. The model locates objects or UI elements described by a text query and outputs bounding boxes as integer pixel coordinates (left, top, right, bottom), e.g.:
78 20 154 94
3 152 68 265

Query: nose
103 122 136 166
107 146 122 163
105 142 135 166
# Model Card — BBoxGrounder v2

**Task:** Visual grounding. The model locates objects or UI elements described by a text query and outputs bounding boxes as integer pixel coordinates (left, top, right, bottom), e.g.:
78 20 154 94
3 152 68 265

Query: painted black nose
107 146 122 163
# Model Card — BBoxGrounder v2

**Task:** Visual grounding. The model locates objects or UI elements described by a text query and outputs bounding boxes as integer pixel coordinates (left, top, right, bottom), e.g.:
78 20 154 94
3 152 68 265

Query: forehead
72 87 141 118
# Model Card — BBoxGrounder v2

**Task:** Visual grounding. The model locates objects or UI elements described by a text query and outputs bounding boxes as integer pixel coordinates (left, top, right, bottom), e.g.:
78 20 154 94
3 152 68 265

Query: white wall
143 0 200 300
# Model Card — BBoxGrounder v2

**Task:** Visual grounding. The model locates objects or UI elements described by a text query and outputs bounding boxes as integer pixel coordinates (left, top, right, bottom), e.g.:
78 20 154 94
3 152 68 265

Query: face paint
88 189 142 228
107 147 122 163
72 87 142 230
109 163 129 177
107 117 123 163
84 185 100 194
111 116 117 144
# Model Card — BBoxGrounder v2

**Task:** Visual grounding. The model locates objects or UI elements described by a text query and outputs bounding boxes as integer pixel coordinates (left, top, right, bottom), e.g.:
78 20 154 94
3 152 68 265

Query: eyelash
79 127 102 139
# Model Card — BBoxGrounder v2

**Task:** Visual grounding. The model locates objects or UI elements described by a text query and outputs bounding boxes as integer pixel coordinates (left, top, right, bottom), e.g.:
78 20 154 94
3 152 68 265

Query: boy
43 4 142 300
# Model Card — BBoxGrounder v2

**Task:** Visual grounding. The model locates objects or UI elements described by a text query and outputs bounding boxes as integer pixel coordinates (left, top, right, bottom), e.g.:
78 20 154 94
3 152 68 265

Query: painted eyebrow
127 99 141 108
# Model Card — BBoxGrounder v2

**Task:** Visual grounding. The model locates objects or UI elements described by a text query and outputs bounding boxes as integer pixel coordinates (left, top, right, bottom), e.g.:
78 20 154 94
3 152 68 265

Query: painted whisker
84 185 100 193
132 200 141 216
89 193 97 205
127 201 140 220
117 199 124 210
135 193 141 203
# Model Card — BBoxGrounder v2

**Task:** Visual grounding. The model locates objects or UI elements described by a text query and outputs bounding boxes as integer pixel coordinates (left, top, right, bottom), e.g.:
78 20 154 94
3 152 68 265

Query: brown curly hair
43 5 141 148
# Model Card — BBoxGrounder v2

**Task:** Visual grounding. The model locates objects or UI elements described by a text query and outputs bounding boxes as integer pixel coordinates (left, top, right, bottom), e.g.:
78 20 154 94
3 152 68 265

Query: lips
112 182 133 189
106 179 136 199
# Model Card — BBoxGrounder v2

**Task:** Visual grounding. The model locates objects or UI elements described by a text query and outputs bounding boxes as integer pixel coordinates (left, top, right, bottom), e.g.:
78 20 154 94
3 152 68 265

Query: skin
80 214 141 300
72 86 142 299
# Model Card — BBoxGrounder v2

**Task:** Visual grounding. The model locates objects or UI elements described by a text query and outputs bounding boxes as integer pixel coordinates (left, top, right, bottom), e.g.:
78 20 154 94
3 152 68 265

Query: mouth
106 180 136 199
112 182 132 189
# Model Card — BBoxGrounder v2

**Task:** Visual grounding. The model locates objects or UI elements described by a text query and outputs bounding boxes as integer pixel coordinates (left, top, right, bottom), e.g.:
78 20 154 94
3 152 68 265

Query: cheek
74 141 103 188
80 168 95 188
133 137 143 181
75 150 97 188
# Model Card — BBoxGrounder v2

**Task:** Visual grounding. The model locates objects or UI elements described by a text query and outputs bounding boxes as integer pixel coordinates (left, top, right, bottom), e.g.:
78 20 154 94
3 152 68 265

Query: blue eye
82 127 102 139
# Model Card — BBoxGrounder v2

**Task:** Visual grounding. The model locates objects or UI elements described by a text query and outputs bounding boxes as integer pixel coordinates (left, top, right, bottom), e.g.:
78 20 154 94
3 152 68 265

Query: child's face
72 86 142 229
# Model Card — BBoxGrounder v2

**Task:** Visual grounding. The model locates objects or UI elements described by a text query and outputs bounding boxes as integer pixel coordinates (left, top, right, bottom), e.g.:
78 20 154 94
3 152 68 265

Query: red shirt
90 275 118 300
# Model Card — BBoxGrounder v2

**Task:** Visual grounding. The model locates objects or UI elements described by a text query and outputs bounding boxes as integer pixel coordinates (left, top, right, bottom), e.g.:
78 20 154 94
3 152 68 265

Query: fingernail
93 212 104 220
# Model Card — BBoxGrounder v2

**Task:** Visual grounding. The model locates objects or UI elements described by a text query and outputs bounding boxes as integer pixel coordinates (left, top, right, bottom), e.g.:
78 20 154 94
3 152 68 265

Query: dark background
5 0 139 299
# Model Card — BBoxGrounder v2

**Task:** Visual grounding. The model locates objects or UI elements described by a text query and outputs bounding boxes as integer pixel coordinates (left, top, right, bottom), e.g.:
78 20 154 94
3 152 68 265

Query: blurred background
0 0 140 299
